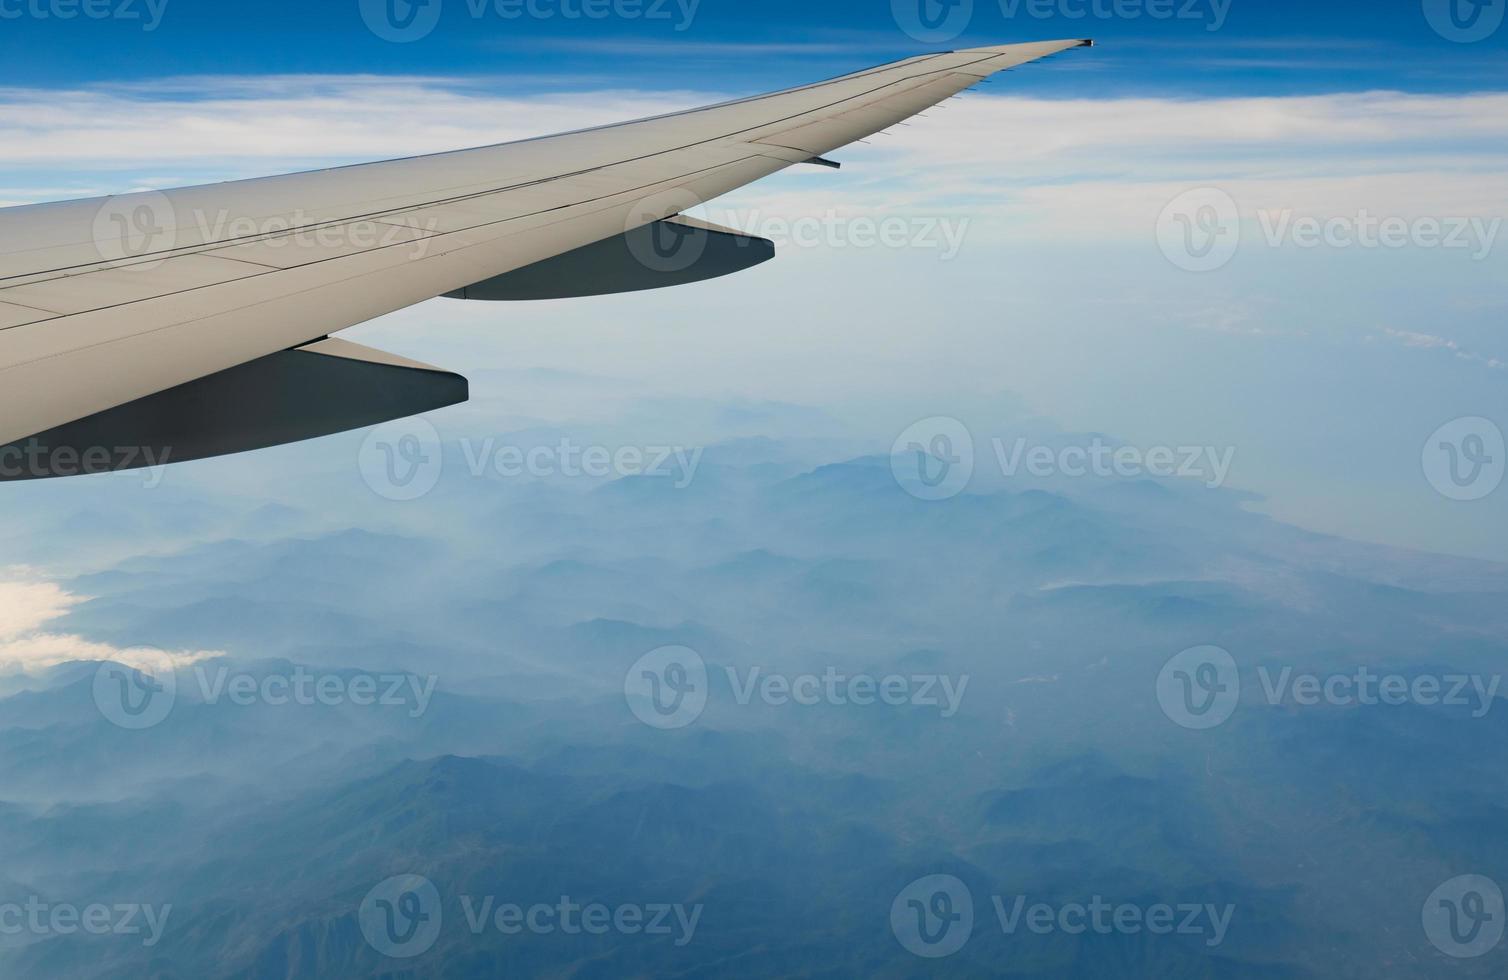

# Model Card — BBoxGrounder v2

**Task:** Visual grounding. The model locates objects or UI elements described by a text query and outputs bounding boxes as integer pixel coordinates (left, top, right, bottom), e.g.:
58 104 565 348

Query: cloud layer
0 572 216 674
2 77 1503 252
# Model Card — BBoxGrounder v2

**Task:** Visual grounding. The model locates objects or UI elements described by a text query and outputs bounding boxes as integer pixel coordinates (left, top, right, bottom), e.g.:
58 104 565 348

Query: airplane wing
0 39 1093 479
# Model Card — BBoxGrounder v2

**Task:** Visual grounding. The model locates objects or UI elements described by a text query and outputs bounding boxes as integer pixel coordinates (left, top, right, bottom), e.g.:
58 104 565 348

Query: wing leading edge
0 39 1094 472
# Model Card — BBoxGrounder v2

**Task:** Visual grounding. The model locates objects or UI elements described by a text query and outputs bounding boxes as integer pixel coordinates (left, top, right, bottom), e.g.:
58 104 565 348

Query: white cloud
0 76 703 176
0 572 217 674
1 78 1505 232
1377 328 1506 370
759 92 1508 245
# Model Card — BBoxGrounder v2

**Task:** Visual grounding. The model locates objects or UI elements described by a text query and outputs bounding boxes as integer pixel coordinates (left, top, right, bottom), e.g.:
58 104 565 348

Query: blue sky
0 0 1505 562
0 0 1503 94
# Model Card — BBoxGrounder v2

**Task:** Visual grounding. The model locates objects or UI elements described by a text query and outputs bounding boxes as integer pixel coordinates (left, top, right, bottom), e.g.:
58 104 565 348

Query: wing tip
954 38 1097 57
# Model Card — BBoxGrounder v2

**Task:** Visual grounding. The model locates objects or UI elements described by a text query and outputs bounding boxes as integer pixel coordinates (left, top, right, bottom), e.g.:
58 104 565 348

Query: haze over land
1 385 1505 976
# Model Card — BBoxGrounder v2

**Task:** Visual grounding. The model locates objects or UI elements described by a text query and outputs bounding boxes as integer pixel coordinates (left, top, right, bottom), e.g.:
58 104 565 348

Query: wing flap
0 302 54 329
204 222 440 270
0 254 272 316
